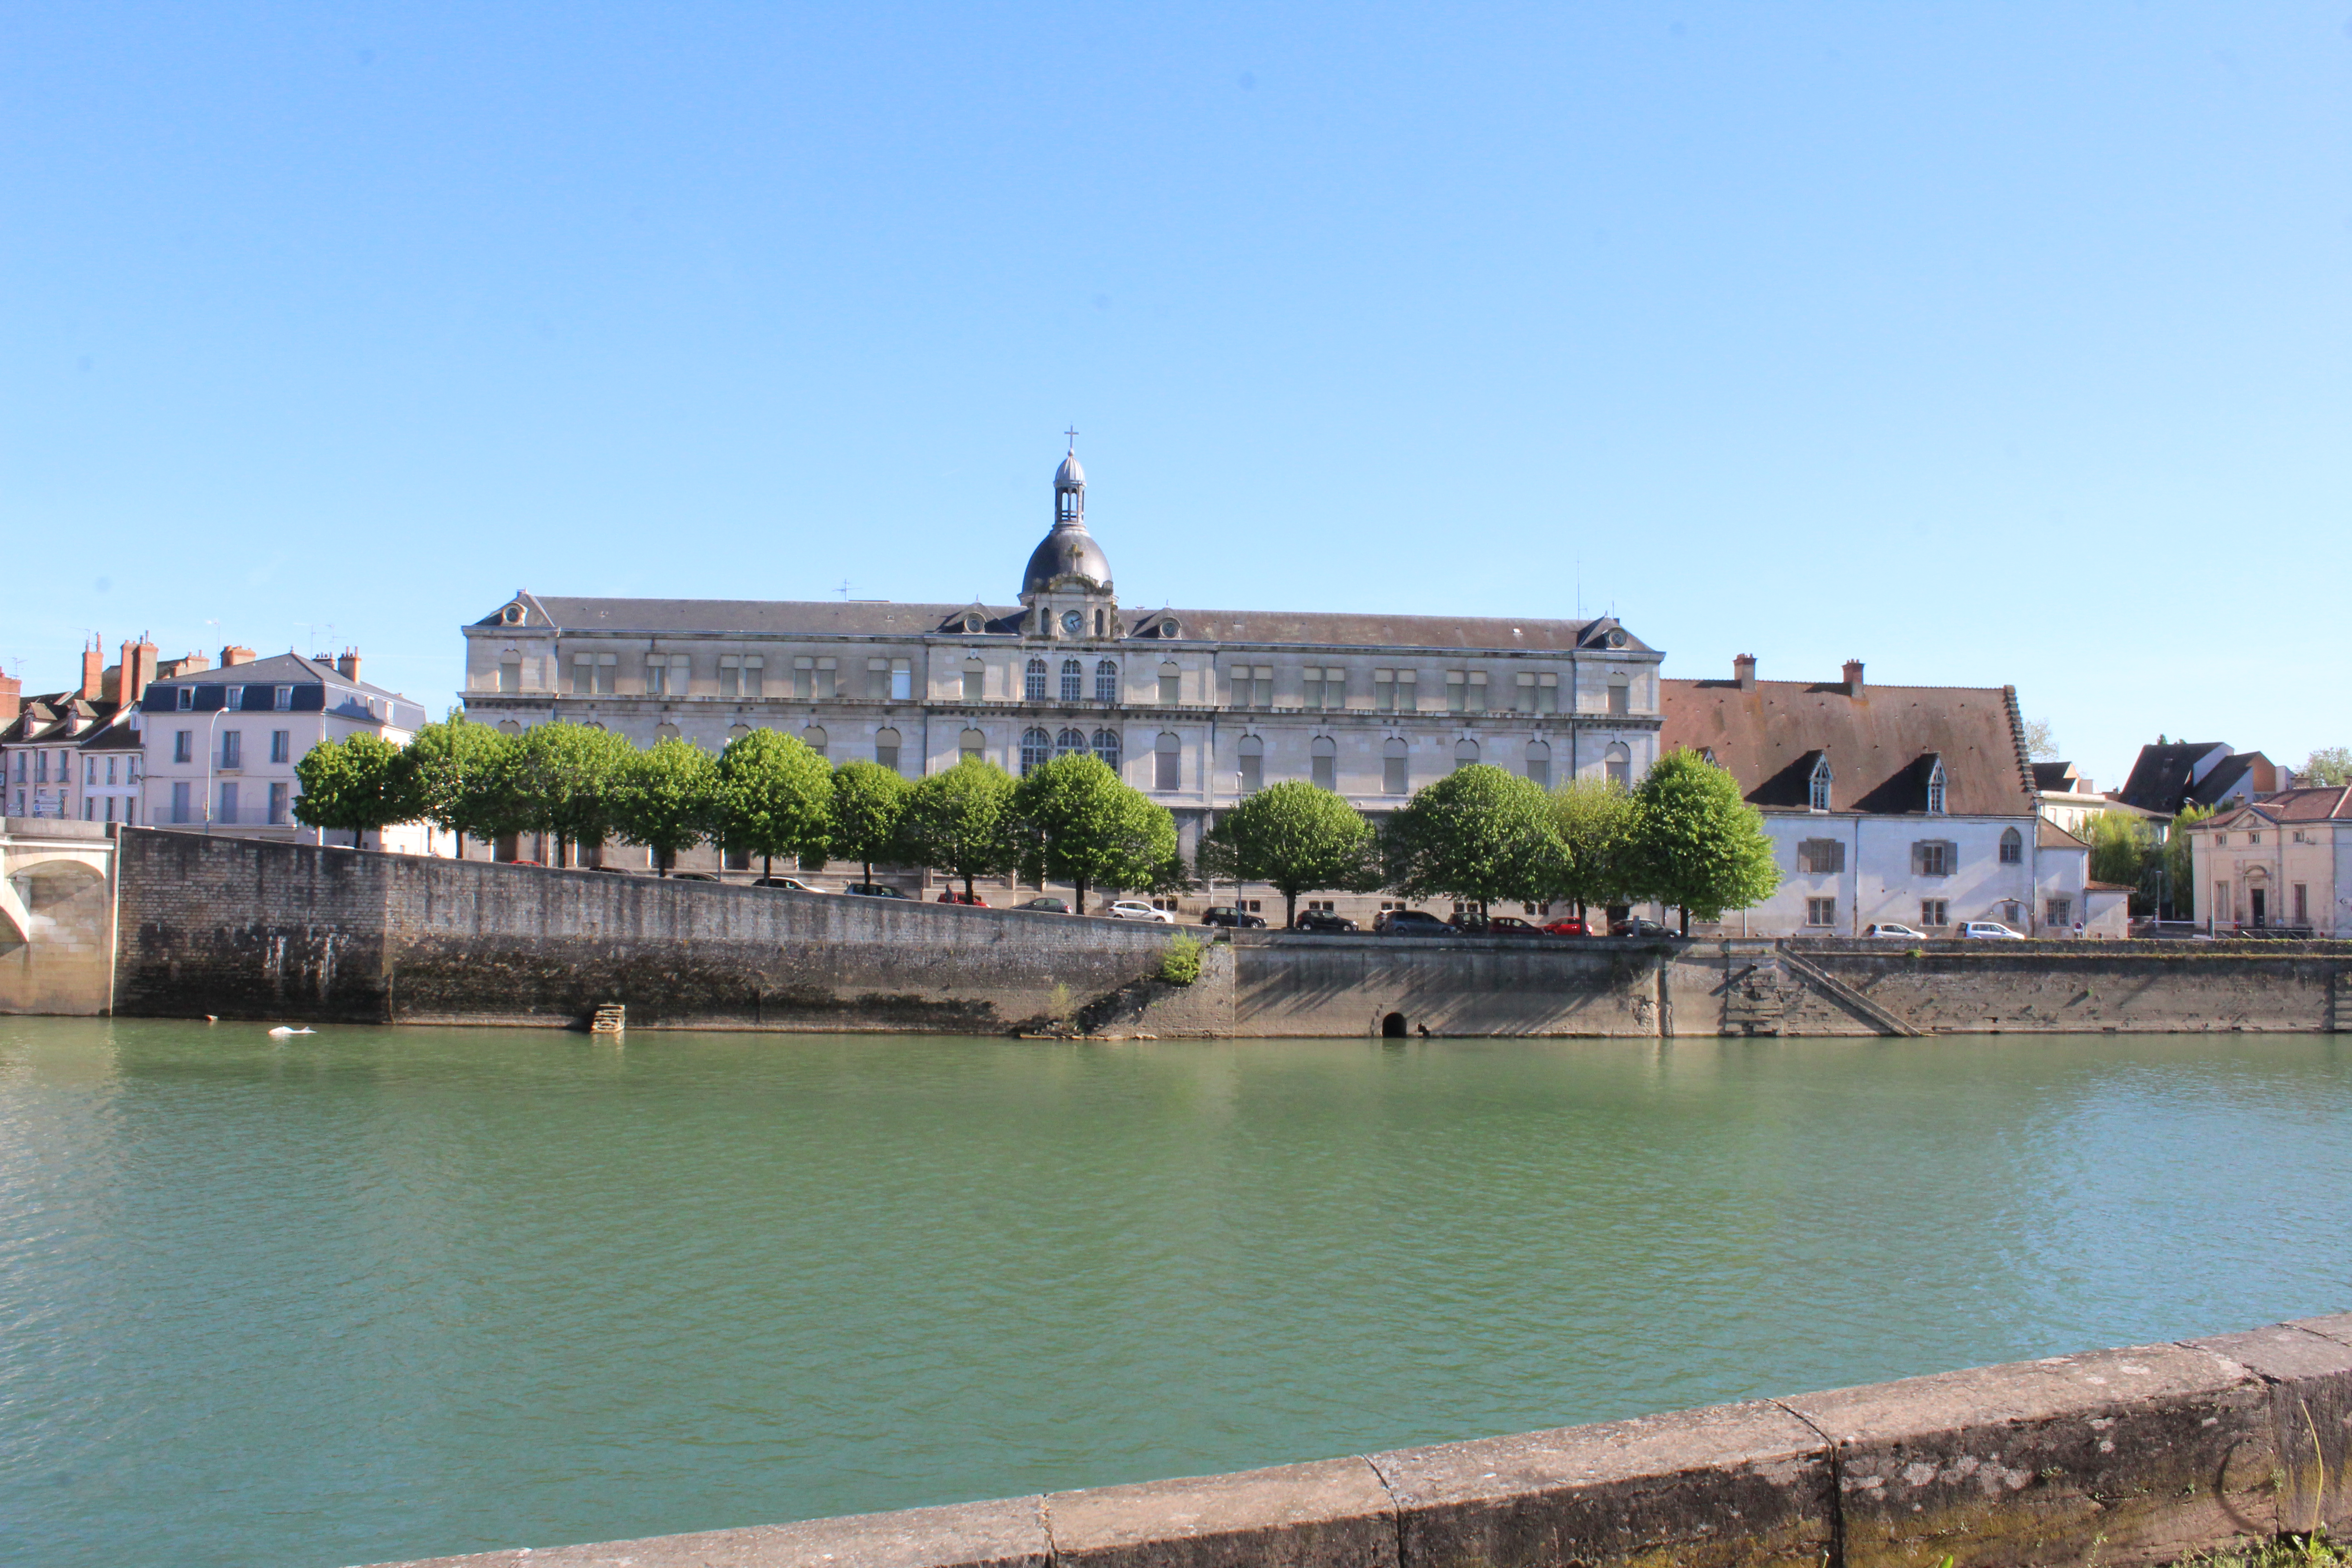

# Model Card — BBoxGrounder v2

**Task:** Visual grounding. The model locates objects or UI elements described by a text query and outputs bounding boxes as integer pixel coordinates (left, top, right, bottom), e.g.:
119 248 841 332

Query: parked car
1610 917 1676 938
1107 900 1174 923
1374 908 1452 937
1958 921 2024 940
755 876 818 892
1291 910 1357 933
1539 916 1590 937
1201 906 1268 929
588 865 629 874
935 890 989 906
1863 921 1926 939
843 883 912 899
1481 916 1544 937
672 871 720 882
1011 896 1070 914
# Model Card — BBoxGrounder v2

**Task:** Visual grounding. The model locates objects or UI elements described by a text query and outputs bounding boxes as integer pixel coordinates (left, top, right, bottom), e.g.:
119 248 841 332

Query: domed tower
1020 437 1118 640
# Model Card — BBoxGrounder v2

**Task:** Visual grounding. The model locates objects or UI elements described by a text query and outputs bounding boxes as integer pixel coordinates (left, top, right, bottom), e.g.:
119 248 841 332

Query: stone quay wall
112 829 1186 1032
369 1312 2352 1568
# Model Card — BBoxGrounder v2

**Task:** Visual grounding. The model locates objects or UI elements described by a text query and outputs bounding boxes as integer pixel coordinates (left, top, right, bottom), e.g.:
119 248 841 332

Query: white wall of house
1745 813 2063 936
135 707 446 854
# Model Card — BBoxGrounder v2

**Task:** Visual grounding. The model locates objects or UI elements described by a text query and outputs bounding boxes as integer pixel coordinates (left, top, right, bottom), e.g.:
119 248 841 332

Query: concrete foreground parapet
362 1316 2352 1568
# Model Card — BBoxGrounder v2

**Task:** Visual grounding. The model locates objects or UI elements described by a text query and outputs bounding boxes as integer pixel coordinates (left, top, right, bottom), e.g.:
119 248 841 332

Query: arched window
1382 736 1409 795
875 727 902 774
1092 729 1121 770
1605 742 1632 789
727 722 752 740
1154 731 1181 791
1999 826 2022 864
1060 659 1084 702
1019 727 1052 775
1238 733 1265 794
1095 659 1118 703
1809 755 1833 812
803 725 828 758
1024 659 1047 701
1055 727 1086 757
1454 738 1480 770
1926 759 1948 815
1094 608 1106 637
1311 735 1338 791
1525 740 1552 790
959 727 986 764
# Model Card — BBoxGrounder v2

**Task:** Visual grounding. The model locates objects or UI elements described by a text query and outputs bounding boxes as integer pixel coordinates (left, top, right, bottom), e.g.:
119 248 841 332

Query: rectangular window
269 782 289 825
741 657 761 699
1373 670 1395 710
876 740 900 773
498 661 521 694
104 796 115 823
719 658 740 699
107 758 117 785
1921 899 1949 929
965 663 987 702
1303 667 1324 709
1384 755 1408 795
1514 672 1536 712
794 657 814 699
646 658 667 696
891 659 912 701
2045 897 2073 928
1155 742 1180 792
1536 672 1558 714
217 782 238 825
1806 897 1836 927
1913 841 1951 877
1312 752 1336 790
34 751 46 784
2294 884 2308 925
1467 671 1487 712
226 686 245 711
85 757 96 785
220 731 242 769
1240 753 1263 793
1608 680 1632 716
128 757 139 783
176 687 194 711
1526 757 1550 790
1446 671 1466 713
84 797 94 821
573 656 595 694
1797 838 1846 874
869 658 892 699
275 686 293 711
269 731 288 764
817 658 836 699
2214 881 2230 923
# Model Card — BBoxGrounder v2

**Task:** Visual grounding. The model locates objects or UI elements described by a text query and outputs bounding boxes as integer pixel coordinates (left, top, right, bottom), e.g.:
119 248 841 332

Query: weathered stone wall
368 1313 2352 1568
113 829 1185 1031
0 819 118 1017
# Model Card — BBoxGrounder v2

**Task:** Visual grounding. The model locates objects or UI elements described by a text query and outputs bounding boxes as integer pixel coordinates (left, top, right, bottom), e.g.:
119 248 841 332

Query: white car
1107 900 1174 923
1958 921 2025 940
1863 922 1926 939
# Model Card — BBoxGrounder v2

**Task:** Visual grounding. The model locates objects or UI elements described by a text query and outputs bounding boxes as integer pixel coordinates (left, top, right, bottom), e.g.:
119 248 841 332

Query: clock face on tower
1061 609 1085 636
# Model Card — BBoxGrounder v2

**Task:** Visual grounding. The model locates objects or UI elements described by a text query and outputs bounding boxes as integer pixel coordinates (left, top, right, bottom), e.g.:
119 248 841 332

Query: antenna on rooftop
838 579 850 600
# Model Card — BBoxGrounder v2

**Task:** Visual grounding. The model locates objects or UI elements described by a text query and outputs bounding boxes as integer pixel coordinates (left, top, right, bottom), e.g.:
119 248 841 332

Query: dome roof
1055 451 1085 489
1023 523 1112 596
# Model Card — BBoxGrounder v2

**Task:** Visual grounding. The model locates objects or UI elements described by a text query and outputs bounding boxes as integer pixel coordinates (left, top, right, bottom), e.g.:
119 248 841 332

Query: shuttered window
1797 838 1846 874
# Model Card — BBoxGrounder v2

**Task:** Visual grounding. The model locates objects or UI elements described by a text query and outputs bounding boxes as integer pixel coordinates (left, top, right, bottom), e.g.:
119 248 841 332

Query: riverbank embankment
74 831 2352 1034
368 1313 2352 1568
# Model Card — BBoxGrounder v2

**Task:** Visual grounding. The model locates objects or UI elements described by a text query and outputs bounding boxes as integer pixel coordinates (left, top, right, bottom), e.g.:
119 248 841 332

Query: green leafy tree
712 727 834 881
2302 747 2352 787
1622 749 1779 936
898 757 1020 900
504 721 631 867
292 733 422 848
830 760 913 884
2081 811 2153 913
1546 777 1639 916
1011 751 1180 914
404 711 518 858
2164 803 2214 921
1381 764 1567 921
611 736 718 875
1195 780 1380 927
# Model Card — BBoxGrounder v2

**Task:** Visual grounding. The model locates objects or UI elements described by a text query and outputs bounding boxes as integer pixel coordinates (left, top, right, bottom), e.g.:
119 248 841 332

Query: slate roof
477 594 1651 655
2033 761 2084 792
0 694 118 747
140 651 402 696
2116 740 2254 813
1661 678 2035 817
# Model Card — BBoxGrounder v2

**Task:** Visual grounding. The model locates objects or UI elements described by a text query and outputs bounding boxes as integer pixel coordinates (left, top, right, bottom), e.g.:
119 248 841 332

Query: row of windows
1792 830 2023 878
1234 666 1618 715
164 780 292 826
1808 757 1951 814
167 730 294 768
171 684 298 712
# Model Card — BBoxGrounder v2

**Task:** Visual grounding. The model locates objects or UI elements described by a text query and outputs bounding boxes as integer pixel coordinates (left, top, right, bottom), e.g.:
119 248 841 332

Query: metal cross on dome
1064 426 1078 451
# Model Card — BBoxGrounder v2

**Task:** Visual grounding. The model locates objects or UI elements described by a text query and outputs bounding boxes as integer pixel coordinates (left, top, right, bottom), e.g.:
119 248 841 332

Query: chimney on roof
0 666 19 725
1842 659 1865 698
337 648 362 683
80 637 104 701
1733 653 1756 691
119 637 159 706
220 645 256 668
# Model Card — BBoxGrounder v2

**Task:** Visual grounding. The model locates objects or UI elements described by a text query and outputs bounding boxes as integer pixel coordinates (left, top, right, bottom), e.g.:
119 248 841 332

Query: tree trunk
1284 889 1299 928
962 871 975 901
1074 877 1088 915
764 853 773 881
1679 906 1690 937
862 857 873 884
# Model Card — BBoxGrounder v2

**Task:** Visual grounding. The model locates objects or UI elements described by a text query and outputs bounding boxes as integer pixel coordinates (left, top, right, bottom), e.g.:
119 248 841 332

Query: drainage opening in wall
1381 1012 1408 1039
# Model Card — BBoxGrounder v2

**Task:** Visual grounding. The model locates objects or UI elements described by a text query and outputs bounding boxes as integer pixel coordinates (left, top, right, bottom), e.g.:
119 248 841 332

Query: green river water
3 1018 2349 1568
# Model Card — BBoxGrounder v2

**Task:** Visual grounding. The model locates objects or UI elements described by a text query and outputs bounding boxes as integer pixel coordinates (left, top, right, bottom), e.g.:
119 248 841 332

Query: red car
935 891 990 906
1540 916 1589 937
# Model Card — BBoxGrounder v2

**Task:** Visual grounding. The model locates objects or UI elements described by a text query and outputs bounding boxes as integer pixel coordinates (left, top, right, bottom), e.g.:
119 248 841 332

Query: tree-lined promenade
295 717 1778 930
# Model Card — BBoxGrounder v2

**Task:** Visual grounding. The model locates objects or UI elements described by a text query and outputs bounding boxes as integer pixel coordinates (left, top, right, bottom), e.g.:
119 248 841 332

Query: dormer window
1926 759 1947 815
1808 755 1833 812
501 603 524 625
962 613 986 634
1160 617 1182 639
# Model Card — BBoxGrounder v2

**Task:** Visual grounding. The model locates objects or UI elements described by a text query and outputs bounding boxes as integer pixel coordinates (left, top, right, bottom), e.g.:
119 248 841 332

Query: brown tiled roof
2200 785 2352 828
2086 881 2139 892
1661 678 2035 817
2038 819 2089 849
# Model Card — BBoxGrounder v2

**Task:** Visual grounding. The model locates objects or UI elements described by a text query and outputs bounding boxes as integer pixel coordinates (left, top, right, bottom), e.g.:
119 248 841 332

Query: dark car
1291 910 1357 933
1611 916 1676 938
1011 896 1070 913
1201 906 1268 929
842 882 912 899
935 890 990 906
1374 908 1451 937
672 871 720 882
1481 916 1544 937
1540 916 1589 936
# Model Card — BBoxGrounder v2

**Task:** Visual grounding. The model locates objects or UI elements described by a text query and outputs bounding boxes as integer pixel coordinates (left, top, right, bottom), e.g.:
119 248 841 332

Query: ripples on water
2 1020 2347 1567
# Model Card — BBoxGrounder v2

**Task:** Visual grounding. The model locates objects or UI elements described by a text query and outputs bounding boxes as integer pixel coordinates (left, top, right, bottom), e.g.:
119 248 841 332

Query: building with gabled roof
1661 655 2103 936
2185 784 2352 936
2118 741 2279 815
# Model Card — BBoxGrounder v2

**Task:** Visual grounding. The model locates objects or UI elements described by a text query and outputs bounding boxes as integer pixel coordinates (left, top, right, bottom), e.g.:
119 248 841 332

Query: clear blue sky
5 3 2346 788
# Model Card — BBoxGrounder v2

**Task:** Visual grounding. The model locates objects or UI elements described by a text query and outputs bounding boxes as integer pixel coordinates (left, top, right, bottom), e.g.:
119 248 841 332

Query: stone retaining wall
367 1313 2352 1568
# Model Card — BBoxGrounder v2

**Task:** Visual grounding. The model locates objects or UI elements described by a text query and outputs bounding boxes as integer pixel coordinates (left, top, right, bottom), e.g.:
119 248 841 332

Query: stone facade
457 449 1664 897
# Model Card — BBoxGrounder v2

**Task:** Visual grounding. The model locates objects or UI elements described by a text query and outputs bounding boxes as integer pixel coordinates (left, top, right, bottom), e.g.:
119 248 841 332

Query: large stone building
461 448 1665 896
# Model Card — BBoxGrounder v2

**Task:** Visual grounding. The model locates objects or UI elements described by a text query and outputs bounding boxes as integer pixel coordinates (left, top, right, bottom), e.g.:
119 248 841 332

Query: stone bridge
0 817 118 1015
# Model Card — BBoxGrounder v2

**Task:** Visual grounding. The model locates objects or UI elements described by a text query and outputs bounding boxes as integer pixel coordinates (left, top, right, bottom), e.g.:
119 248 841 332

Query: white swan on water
266 1025 317 1038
